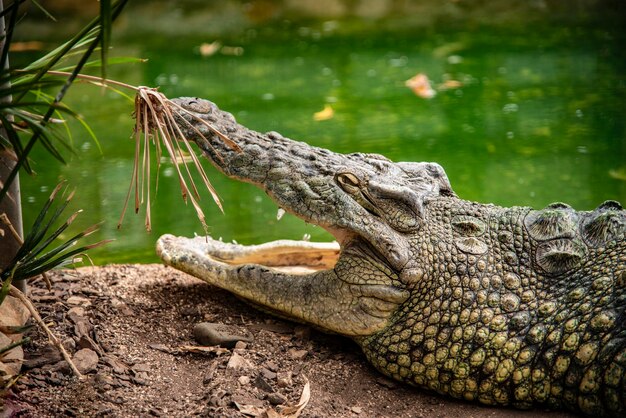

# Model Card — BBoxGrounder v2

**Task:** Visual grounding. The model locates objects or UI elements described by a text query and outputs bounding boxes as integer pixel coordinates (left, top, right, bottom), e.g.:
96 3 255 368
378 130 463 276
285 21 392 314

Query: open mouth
162 236 341 275
156 231 408 337
156 233 347 280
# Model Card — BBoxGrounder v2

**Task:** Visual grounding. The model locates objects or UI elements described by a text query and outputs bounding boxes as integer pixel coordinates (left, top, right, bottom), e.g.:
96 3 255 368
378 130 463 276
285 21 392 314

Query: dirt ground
3 264 576 417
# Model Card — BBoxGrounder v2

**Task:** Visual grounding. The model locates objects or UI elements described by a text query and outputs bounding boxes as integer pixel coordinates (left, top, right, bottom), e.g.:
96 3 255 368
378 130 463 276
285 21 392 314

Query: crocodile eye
336 172 361 193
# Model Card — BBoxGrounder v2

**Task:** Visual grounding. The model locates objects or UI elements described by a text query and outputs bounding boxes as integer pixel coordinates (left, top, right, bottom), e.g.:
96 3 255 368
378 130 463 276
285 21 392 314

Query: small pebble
66 296 91 307
265 361 279 372
276 371 292 388
72 348 99 374
193 322 253 348
267 392 287 405
238 375 251 385
130 376 149 386
253 375 274 393
288 349 308 360
66 307 86 323
227 352 252 370
375 376 398 389
351 406 363 414
261 368 277 380
294 326 311 340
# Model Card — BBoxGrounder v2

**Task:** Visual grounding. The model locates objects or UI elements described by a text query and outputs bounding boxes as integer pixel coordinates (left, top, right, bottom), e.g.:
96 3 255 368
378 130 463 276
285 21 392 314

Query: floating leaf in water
405 73 436 99
221 46 244 56
199 41 221 57
439 79 462 90
313 104 334 121
609 168 626 182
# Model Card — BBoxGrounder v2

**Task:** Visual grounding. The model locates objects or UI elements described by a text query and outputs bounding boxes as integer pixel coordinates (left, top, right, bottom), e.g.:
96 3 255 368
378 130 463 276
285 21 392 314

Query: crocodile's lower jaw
157 233 409 338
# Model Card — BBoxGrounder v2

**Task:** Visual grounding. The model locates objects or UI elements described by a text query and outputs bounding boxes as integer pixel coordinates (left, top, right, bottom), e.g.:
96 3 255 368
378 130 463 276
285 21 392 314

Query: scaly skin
156 98 626 416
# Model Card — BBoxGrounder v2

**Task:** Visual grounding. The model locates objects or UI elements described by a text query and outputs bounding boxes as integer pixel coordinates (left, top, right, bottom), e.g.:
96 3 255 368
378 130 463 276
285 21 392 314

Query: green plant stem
14 0 128 104
0 337 29 357
0 0 19 76
44 70 140 91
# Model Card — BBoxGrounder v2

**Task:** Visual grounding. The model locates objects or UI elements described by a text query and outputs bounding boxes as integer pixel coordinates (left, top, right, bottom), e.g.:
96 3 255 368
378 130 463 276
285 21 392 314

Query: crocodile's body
157 98 626 416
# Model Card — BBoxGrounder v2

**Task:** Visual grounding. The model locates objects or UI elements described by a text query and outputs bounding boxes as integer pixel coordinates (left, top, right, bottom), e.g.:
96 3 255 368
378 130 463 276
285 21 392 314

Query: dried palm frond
118 86 241 233
33 69 239 233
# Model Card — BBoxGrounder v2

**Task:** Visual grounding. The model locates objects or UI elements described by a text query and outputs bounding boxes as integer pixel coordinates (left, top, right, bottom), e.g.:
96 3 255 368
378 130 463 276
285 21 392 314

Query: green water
19 21 626 264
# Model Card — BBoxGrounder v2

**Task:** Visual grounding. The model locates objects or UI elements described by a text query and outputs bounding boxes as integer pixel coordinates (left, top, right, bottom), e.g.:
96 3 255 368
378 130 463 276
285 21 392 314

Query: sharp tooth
302 233 311 241
276 208 286 221
232 239 239 244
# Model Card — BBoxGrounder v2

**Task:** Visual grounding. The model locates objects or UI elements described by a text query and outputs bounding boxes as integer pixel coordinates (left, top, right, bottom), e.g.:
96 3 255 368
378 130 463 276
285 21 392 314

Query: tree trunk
0 153 24 280
0 0 25 292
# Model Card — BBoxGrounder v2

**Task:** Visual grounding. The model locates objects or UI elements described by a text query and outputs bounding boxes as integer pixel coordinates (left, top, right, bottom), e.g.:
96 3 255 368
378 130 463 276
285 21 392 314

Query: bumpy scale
157 98 626 417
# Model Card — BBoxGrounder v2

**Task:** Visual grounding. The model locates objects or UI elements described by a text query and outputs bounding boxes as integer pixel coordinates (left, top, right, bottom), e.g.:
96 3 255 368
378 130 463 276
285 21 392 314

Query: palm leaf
28 0 55 21
11 183 64 262
0 113 32 173
0 0 130 203
1 183 109 284
0 338 29 357
0 266 13 307
0 0 24 20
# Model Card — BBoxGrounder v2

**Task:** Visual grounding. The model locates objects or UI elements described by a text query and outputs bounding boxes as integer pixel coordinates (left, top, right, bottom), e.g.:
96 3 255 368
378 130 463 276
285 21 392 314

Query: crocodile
156 97 626 417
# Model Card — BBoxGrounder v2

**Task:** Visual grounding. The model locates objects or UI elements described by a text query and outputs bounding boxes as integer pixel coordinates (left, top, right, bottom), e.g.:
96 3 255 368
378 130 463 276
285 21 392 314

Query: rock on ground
0 294 30 385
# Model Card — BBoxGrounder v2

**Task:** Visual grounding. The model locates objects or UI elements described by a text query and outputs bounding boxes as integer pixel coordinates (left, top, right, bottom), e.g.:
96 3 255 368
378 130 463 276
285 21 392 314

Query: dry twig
8 285 84 379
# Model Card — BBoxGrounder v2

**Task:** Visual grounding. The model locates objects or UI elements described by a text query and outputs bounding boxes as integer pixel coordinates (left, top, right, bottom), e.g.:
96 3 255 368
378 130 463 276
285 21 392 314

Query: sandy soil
3 264 576 417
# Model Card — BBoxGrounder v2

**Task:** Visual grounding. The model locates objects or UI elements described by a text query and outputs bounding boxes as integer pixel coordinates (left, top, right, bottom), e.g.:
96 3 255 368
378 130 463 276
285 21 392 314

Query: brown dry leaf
176 345 230 355
199 41 221 57
609 168 626 181
235 402 266 417
221 46 244 56
264 409 281 418
278 377 310 417
440 79 463 89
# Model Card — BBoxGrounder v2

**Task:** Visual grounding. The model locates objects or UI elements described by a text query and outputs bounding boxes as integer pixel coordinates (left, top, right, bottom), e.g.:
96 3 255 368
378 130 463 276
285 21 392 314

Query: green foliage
0 0 129 289
0 0 129 202
0 183 109 306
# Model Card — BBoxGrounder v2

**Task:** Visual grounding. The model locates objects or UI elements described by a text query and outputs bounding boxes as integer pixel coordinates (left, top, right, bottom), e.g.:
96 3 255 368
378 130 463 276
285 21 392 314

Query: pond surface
20 19 626 264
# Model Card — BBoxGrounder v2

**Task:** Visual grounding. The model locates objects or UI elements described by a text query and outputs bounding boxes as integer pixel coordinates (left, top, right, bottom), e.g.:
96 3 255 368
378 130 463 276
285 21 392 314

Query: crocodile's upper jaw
168 97 453 271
